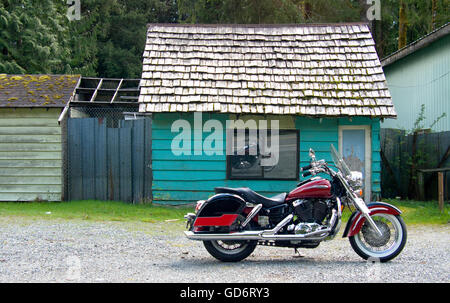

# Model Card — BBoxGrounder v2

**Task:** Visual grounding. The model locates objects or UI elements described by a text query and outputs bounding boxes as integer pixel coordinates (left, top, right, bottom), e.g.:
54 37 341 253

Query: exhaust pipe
184 212 336 241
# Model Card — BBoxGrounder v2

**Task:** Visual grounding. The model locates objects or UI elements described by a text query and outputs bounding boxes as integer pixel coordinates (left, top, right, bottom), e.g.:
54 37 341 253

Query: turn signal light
355 189 363 197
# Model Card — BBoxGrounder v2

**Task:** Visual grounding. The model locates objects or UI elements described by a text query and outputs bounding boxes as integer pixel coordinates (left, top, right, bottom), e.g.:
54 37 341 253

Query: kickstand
293 248 304 258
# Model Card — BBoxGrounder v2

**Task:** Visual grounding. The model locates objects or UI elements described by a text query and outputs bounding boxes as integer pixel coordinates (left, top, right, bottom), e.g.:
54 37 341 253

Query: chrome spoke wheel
350 213 407 262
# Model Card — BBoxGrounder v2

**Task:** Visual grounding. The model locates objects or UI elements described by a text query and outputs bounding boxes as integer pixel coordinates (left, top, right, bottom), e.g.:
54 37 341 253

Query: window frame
226 129 300 181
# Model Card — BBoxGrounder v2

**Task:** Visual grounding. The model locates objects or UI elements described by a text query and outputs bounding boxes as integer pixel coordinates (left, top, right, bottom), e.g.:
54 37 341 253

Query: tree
0 0 71 74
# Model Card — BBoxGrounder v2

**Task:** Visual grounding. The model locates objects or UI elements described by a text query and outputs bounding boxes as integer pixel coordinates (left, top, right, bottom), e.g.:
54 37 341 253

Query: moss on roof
0 74 80 107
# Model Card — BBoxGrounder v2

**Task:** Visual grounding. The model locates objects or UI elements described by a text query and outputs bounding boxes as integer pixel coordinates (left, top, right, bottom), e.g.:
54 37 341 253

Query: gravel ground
0 217 448 283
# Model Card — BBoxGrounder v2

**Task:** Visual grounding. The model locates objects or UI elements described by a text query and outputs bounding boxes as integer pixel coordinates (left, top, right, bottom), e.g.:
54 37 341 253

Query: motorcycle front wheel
349 213 407 263
203 240 257 262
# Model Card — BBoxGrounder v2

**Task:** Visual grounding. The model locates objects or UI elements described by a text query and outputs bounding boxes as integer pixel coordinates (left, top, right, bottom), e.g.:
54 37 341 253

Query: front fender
342 202 402 238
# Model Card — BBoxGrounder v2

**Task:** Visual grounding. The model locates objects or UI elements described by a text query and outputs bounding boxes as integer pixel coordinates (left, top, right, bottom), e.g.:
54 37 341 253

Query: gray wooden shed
0 74 80 201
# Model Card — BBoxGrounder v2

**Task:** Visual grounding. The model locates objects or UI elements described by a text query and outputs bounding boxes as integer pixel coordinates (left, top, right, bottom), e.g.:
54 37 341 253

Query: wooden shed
0 74 80 201
138 23 397 205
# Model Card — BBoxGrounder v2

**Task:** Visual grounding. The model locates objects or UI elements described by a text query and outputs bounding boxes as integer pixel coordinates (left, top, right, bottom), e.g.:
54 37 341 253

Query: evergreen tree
0 0 71 74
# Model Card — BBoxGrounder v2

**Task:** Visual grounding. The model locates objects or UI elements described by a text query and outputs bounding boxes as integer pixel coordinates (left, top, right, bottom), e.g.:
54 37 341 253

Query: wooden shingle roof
0 74 80 107
139 23 396 118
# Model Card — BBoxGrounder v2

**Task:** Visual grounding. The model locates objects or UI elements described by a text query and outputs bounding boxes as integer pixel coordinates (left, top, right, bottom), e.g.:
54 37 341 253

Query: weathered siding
151 113 380 205
382 35 450 132
0 108 62 201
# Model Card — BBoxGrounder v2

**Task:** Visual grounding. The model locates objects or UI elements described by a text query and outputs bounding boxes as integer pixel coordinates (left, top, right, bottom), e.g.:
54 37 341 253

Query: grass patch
0 200 194 223
341 199 449 225
0 199 447 225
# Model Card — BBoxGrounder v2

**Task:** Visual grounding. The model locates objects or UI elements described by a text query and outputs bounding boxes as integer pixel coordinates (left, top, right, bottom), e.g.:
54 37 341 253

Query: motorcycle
184 144 407 263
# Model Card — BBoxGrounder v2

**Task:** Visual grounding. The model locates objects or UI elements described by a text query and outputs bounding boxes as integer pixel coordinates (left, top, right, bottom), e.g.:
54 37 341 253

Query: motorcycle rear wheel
349 213 407 262
203 240 257 262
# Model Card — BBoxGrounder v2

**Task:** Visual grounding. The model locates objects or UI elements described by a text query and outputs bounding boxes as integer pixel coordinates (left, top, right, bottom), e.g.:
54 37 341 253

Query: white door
339 125 372 203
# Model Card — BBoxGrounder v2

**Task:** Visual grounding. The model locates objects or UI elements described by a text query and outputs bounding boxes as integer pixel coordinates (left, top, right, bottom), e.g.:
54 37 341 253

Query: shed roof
0 74 80 108
139 23 396 118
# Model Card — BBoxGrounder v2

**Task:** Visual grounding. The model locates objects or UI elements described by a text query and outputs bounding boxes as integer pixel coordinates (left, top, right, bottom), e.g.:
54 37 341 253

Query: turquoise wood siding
382 34 450 132
0 108 62 201
151 113 381 205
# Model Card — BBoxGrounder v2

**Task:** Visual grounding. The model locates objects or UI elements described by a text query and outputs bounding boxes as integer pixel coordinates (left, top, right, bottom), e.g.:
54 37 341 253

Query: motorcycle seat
214 187 287 208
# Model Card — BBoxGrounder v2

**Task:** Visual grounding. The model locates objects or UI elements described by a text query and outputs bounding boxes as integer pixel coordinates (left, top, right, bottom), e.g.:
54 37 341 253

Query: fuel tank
286 178 332 200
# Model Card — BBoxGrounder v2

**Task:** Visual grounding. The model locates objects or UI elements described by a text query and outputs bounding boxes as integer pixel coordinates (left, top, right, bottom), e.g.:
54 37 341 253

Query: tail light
195 200 206 213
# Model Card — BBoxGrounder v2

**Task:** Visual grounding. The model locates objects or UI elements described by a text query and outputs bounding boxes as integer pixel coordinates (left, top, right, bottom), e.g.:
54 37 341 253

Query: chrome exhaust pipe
184 228 331 241
185 210 337 242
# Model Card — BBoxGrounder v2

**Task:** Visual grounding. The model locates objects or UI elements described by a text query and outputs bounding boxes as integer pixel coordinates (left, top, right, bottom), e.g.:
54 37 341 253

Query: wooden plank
132 119 145 203
152 139 225 152
119 127 132 202
300 141 336 152
0 151 62 160
0 117 59 127
152 170 225 181
0 184 61 193
0 159 62 168
0 143 61 152
152 160 225 171
0 135 61 143
144 118 152 202
0 176 61 185
152 180 296 192
0 126 61 135
67 118 83 200
152 150 226 161
0 192 61 202
95 118 108 201
81 118 96 200
107 128 120 201
0 167 61 176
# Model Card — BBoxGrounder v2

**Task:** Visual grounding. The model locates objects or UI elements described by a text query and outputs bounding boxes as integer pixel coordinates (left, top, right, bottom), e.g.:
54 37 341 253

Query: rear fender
193 193 246 227
342 202 402 238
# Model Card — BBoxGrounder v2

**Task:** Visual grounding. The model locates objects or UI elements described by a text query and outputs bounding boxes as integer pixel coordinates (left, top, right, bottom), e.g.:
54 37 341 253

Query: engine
287 199 331 234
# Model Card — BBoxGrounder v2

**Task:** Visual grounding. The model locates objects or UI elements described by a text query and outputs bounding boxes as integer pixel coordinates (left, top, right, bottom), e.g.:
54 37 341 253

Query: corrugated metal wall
0 108 62 201
151 113 381 205
382 35 450 132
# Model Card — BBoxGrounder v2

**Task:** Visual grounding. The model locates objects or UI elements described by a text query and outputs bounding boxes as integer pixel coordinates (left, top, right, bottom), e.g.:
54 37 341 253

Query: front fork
352 197 383 236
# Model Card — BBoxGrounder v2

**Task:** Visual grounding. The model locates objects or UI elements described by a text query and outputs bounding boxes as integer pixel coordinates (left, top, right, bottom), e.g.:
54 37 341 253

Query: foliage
0 0 448 77
0 0 71 74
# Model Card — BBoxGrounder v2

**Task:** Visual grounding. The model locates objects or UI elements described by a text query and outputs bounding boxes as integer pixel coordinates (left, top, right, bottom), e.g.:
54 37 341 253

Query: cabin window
226 129 299 180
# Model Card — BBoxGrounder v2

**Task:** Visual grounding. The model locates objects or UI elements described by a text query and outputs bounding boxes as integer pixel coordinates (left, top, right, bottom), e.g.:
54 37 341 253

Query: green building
381 23 450 132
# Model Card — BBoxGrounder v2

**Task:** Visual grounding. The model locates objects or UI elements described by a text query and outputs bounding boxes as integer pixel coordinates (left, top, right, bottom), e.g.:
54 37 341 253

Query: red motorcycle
184 145 407 262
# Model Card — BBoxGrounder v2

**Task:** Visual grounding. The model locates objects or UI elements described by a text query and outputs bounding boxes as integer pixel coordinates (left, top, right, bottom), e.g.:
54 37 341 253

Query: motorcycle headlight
348 171 363 188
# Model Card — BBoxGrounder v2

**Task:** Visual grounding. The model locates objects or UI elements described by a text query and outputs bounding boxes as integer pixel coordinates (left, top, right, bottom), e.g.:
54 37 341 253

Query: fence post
417 171 425 201
438 172 444 212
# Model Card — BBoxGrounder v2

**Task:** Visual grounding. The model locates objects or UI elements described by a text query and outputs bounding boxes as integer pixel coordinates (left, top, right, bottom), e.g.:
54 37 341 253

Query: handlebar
302 171 312 177
300 164 312 172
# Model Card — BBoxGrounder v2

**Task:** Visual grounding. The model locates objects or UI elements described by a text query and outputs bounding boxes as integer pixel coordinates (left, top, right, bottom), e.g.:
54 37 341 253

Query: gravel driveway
0 217 448 283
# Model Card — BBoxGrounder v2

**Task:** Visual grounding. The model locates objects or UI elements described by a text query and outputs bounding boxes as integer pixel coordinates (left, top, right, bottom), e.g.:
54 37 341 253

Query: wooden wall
151 113 381 205
0 108 62 201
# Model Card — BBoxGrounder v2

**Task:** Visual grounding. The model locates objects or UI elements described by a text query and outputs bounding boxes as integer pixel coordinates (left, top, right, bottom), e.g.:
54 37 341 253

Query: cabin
0 74 80 201
138 23 396 205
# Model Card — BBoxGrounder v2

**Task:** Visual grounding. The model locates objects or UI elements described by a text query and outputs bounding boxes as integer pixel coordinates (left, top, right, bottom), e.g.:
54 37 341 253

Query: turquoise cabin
139 23 397 205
